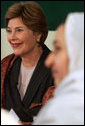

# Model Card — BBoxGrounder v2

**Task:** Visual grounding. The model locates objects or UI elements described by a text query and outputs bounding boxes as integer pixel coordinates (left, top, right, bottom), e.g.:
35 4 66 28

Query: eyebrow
6 26 24 29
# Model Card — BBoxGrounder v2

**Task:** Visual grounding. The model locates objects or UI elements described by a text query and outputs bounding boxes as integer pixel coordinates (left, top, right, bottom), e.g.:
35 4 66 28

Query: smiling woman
1 1 53 124
6 17 41 60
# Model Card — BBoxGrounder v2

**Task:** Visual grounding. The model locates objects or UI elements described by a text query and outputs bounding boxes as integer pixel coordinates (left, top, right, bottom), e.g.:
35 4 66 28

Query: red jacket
1 54 18 108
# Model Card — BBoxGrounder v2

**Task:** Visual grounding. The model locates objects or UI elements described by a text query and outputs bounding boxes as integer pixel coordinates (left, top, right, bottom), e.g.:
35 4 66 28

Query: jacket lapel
1 53 18 108
6 45 51 109
22 45 50 108
9 57 21 87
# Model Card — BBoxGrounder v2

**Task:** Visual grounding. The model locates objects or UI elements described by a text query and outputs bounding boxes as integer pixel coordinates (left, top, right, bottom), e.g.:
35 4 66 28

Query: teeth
11 42 22 48
11 42 21 44
11 41 16 43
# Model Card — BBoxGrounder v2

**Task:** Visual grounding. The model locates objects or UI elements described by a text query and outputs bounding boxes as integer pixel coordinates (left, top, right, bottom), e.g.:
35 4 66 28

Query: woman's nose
45 52 55 68
10 31 17 40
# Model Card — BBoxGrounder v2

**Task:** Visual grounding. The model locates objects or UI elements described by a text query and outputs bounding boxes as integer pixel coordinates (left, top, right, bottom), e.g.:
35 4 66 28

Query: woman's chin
13 51 22 56
52 73 58 80
54 79 62 87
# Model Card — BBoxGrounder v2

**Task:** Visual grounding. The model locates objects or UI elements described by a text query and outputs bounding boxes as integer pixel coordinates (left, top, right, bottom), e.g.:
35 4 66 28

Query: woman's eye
56 47 61 50
55 47 61 51
54 47 61 54
17 29 23 32
6 29 12 33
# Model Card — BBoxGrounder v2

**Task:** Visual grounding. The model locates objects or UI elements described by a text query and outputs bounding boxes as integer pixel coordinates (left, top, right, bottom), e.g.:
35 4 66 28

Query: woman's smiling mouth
10 42 23 49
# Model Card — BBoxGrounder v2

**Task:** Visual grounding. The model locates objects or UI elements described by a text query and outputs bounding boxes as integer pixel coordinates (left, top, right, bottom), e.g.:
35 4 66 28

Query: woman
1 1 53 123
33 13 84 125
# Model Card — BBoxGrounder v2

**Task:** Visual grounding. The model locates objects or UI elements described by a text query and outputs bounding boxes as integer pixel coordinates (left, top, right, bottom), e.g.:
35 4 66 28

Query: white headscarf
65 12 84 73
33 13 84 125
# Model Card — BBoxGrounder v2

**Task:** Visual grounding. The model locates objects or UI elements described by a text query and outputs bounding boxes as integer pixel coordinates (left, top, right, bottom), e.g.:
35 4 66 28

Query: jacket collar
9 45 51 107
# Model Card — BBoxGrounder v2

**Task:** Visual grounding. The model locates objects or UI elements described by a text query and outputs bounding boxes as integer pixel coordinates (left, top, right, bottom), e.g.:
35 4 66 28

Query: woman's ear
36 33 42 43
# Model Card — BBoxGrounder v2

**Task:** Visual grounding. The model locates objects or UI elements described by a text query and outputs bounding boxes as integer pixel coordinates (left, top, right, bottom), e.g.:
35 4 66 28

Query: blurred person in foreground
33 12 84 125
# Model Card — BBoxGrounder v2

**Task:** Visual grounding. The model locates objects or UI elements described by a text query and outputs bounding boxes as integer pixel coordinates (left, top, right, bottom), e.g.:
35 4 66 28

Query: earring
37 38 40 42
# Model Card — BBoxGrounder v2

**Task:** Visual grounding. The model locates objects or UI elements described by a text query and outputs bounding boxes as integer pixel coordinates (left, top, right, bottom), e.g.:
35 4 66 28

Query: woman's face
45 24 69 86
7 17 39 57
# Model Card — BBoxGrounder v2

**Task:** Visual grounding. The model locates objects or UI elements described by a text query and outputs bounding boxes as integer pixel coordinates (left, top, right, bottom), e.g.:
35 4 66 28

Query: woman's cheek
55 56 65 73
7 36 10 42
53 60 62 77
55 55 63 68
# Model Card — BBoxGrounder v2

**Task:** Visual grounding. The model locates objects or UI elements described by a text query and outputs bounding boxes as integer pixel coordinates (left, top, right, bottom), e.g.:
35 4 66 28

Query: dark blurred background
1 1 84 30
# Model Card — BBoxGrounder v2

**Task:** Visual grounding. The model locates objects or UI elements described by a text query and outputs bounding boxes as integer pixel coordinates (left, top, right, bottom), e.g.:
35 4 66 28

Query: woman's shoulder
1 53 19 82
1 53 15 64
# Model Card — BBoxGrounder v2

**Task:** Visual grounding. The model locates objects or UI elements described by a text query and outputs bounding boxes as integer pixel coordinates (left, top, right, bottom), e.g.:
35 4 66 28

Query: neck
21 44 43 68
